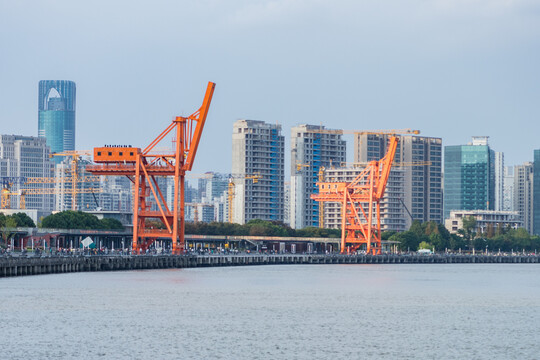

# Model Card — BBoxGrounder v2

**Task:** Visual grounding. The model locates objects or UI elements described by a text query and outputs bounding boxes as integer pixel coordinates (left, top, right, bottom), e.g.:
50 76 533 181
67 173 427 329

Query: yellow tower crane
228 173 262 223
1 188 17 209
49 150 94 211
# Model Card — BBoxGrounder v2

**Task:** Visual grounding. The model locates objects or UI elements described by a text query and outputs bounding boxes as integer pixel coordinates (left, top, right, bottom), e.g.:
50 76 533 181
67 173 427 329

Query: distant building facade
503 166 514 212
0 134 54 210
54 159 101 211
355 134 442 227
445 210 522 235
444 136 495 219
202 173 229 203
534 150 540 235
513 162 534 234
231 120 284 224
38 80 76 163
290 125 346 229
494 152 504 211
97 176 133 213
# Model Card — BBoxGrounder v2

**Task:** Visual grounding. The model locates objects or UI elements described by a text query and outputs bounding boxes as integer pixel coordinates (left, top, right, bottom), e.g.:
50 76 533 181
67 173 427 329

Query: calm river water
1 264 540 359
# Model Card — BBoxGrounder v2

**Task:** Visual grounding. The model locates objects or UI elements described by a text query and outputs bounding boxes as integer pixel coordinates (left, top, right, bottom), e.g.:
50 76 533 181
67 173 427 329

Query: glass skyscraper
533 149 540 235
444 137 495 219
38 80 76 163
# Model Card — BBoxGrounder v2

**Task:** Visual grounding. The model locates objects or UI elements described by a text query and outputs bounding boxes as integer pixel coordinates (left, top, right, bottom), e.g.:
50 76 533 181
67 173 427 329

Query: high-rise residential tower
533 150 540 235
503 166 514 212
0 134 54 210
444 136 495 219
494 152 505 211
355 134 443 227
513 162 534 234
232 120 284 224
38 80 76 162
290 125 346 229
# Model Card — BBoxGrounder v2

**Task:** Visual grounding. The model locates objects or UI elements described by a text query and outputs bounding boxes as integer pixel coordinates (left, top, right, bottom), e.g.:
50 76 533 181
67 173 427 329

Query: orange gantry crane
87 82 215 254
311 136 399 255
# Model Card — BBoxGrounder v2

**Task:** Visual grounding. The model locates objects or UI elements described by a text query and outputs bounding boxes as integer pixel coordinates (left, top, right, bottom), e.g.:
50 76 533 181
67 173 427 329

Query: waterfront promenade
1 253 539 278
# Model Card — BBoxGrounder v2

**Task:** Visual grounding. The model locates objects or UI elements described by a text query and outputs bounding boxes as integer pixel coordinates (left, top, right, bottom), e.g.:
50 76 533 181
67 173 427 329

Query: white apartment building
290 124 346 229
494 152 505 211
445 210 522 234
503 166 514 212
231 120 284 224
513 162 534 234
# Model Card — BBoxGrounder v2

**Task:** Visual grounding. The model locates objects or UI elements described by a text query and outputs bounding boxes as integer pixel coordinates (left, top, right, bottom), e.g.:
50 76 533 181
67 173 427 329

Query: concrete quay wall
1 254 539 278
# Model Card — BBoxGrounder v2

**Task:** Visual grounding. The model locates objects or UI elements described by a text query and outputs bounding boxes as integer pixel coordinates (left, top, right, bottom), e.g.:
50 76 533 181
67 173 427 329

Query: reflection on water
1 264 540 359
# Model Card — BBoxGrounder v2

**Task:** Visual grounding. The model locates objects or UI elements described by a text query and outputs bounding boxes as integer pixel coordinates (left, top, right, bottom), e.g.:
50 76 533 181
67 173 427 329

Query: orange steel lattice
311 137 399 255
87 82 215 254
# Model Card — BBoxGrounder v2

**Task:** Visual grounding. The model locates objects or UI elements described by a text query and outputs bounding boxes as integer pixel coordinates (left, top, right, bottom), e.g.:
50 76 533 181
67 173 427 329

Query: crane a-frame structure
311 136 399 255
87 82 215 254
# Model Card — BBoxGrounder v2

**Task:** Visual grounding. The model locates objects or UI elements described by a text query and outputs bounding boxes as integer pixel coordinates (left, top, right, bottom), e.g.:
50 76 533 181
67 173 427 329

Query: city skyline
1 1 539 174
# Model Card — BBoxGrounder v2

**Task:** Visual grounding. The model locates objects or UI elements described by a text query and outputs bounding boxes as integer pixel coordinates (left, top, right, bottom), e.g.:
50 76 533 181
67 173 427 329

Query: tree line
183 219 341 238
40 211 124 230
171 218 540 252
0 212 37 248
0 212 36 228
387 219 540 252
16 210 538 252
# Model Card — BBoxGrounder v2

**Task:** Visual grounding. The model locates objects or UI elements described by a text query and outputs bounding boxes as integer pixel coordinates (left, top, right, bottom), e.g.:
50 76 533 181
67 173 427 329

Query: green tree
418 241 431 250
10 212 36 227
409 220 424 238
429 233 447 251
40 211 120 230
1 217 17 247
381 230 397 240
99 218 124 230
462 216 477 236
449 233 466 251
424 221 439 236
459 216 477 250
390 231 420 251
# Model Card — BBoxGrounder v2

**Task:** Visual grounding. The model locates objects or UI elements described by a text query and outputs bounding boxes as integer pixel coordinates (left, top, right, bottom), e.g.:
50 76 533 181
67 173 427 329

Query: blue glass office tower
443 137 495 219
38 80 76 162
533 149 540 235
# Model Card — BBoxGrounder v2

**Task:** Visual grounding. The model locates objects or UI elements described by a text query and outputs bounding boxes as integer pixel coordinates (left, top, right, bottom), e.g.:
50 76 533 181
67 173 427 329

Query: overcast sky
1 0 539 174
